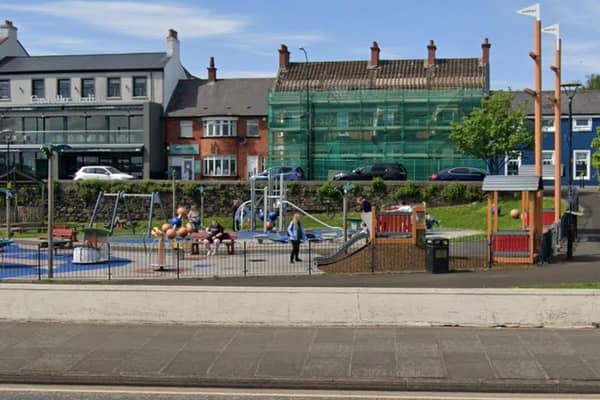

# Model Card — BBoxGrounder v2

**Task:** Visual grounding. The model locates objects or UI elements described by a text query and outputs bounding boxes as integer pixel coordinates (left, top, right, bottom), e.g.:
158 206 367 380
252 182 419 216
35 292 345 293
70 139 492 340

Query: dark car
253 166 305 181
431 167 487 181
333 163 408 181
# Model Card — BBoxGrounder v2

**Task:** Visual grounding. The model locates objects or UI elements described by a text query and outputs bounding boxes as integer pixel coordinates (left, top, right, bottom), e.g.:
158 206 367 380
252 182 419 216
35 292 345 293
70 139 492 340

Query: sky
0 0 598 90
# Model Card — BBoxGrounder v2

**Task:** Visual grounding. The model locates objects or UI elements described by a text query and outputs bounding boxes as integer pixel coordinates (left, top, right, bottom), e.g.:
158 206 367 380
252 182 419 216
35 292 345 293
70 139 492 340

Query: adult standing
231 199 241 231
187 204 200 232
357 196 372 230
287 213 307 264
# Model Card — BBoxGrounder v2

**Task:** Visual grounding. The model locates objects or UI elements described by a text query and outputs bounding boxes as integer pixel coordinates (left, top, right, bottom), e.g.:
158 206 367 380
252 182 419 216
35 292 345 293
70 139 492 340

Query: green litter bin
425 237 449 273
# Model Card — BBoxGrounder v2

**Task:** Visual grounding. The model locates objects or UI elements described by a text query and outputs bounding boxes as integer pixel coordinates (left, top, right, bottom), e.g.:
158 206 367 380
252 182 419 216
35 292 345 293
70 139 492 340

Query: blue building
512 90 599 186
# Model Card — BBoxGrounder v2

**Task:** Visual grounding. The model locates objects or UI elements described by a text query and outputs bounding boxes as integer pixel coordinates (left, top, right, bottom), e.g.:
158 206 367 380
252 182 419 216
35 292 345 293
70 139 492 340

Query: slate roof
512 90 600 115
166 78 275 117
273 58 487 92
0 52 169 73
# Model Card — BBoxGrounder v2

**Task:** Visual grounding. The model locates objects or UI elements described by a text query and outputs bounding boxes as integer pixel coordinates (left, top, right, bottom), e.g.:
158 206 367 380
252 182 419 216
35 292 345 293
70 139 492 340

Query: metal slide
281 200 343 232
314 232 369 266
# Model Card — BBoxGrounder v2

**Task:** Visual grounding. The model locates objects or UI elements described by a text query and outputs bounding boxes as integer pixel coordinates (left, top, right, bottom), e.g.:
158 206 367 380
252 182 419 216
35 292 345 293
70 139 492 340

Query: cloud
0 1 247 39
25 36 100 53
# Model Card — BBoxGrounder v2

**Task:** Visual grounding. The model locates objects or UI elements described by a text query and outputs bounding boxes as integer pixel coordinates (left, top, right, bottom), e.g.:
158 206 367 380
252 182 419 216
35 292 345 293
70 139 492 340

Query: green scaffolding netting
268 88 487 180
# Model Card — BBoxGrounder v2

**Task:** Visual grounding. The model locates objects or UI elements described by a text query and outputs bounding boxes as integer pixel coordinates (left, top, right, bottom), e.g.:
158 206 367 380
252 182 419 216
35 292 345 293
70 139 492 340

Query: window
542 151 554 165
132 76 147 97
246 120 259 137
572 118 592 132
81 78 95 98
202 118 237 137
505 152 521 176
107 78 121 98
57 79 71 98
179 121 193 138
32 79 45 98
0 80 9 100
574 150 590 180
541 117 555 132
203 155 236 177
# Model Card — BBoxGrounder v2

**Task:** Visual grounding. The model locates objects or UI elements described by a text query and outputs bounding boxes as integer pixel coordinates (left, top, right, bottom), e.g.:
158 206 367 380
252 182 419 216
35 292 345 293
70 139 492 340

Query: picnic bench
39 226 78 249
190 231 237 255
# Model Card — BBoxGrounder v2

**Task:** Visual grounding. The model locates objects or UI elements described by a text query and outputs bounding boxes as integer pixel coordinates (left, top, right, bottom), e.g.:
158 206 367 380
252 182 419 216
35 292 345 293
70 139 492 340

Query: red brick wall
164 116 268 180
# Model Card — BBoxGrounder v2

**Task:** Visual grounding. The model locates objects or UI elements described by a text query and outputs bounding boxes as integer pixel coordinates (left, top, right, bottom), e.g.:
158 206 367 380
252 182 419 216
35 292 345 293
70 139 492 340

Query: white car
73 166 134 181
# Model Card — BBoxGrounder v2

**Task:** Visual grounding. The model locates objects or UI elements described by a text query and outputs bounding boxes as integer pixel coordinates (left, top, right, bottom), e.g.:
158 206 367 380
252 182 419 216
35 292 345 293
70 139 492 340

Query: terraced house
269 39 492 180
0 20 189 179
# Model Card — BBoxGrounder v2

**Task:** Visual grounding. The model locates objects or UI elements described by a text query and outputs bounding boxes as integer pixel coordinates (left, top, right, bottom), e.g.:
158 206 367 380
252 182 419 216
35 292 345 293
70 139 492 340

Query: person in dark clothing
357 196 372 228
203 219 224 255
287 213 307 263
231 200 241 231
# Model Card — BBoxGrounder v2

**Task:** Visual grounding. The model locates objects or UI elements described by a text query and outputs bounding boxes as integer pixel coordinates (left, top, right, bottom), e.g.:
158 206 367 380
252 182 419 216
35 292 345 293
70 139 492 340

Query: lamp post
299 47 311 180
41 144 71 278
560 81 581 260
1 128 16 239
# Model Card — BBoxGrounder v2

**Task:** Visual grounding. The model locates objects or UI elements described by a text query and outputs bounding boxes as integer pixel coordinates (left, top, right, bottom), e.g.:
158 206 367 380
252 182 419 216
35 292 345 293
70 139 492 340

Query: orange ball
161 223 171 232
177 227 189 237
166 228 177 239
177 207 187 217
510 209 521 219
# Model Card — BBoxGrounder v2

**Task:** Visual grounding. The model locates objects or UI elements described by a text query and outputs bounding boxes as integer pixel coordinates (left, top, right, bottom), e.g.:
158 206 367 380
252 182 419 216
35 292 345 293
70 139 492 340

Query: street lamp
41 144 71 278
560 80 582 260
1 128 16 239
299 47 311 180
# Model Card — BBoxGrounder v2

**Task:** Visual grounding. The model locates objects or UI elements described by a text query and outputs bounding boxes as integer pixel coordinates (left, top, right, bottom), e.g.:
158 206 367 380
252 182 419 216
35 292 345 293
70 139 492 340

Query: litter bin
425 237 449 273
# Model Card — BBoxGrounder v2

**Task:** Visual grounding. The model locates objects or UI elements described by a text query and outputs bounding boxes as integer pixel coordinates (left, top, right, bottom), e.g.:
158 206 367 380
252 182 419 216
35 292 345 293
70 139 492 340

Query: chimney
368 41 380 69
427 40 436 66
166 28 179 59
207 57 217 82
0 20 17 40
279 44 289 71
481 38 491 65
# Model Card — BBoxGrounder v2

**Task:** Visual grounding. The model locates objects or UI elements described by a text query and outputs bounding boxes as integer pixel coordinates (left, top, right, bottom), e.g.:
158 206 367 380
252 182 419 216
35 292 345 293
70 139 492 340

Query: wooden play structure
482 175 543 264
371 204 427 246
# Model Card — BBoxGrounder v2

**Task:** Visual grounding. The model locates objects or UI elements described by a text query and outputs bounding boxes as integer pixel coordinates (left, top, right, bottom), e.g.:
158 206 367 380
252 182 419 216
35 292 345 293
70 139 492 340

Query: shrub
422 184 442 202
371 177 386 194
391 181 422 202
318 181 341 201
441 183 468 203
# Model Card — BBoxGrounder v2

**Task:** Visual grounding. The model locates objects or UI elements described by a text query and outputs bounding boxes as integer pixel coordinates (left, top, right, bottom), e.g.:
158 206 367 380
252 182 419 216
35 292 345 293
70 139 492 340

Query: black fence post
243 241 247 278
487 235 493 269
176 245 180 279
107 243 112 280
308 240 312 276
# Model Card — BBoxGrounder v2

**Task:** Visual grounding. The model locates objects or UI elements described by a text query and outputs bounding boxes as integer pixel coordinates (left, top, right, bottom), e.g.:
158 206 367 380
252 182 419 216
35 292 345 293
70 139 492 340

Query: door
169 156 194 180
247 155 258 179
182 158 194 181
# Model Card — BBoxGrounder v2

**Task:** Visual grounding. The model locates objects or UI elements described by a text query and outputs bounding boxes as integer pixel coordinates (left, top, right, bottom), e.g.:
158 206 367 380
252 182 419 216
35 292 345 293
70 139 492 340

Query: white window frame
541 117 555 132
504 152 522 176
542 150 555 180
202 117 238 137
179 120 193 138
573 150 591 180
203 155 237 177
572 118 592 132
246 119 259 137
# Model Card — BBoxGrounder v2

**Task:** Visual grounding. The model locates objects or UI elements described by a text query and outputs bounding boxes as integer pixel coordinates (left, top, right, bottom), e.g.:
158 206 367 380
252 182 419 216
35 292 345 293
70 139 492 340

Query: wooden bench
40 227 78 249
190 231 237 255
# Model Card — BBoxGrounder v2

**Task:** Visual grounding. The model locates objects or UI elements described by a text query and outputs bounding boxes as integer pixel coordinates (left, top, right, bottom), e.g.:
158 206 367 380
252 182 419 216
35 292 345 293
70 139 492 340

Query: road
1 386 600 400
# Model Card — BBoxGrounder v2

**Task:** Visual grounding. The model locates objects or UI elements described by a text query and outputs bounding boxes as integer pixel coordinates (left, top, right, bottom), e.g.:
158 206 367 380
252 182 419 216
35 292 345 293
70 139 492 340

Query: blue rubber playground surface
0 243 131 279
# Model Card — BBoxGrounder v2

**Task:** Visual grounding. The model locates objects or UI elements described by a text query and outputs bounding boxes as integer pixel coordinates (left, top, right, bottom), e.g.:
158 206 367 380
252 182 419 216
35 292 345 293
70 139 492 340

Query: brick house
165 58 273 180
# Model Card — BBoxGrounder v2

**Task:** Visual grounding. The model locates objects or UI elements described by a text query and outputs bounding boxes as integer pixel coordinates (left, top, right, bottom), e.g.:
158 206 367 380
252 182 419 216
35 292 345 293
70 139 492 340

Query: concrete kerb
1 284 599 328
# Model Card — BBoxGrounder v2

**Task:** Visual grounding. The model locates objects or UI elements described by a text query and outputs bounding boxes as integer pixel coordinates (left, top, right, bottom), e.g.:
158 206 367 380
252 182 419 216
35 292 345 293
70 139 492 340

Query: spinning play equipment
73 228 110 264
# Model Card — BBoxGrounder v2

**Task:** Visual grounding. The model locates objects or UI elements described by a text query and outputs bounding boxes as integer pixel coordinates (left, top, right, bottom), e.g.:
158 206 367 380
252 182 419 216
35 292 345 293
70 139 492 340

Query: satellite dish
237 136 247 144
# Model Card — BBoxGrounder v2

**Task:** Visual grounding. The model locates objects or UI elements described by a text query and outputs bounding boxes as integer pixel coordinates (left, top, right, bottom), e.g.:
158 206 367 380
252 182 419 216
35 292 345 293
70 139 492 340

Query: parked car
253 166 305 181
431 167 487 181
73 166 134 181
333 163 408 181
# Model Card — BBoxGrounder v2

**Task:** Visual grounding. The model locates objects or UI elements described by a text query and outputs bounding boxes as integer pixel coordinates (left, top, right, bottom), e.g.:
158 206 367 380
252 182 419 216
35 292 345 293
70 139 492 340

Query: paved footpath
1 322 600 393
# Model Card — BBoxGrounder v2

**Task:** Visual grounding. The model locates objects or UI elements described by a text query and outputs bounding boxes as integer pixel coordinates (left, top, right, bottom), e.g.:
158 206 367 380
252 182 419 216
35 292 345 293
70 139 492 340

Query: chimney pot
167 28 178 39
279 44 290 71
369 41 380 69
481 37 491 65
207 56 217 82
0 19 17 40
427 39 437 66
5 20 13 27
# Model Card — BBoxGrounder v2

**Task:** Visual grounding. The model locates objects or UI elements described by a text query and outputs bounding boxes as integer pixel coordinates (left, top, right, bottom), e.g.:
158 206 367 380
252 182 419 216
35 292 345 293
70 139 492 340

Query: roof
512 90 600 115
0 52 169 73
482 175 543 192
273 58 487 92
166 78 275 117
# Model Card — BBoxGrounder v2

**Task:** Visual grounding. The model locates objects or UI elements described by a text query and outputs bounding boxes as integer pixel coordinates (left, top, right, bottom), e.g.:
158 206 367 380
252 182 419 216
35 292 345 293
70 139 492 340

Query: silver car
73 166 134 181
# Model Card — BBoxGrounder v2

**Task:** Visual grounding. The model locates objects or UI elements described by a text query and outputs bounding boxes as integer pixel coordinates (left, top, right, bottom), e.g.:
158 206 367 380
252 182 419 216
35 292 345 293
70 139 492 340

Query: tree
450 92 532 175
585 74 600 90
592 127 600 181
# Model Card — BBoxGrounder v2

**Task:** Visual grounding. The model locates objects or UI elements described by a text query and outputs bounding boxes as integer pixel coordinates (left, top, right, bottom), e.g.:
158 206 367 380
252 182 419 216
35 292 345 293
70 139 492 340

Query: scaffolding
268 88 487 180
